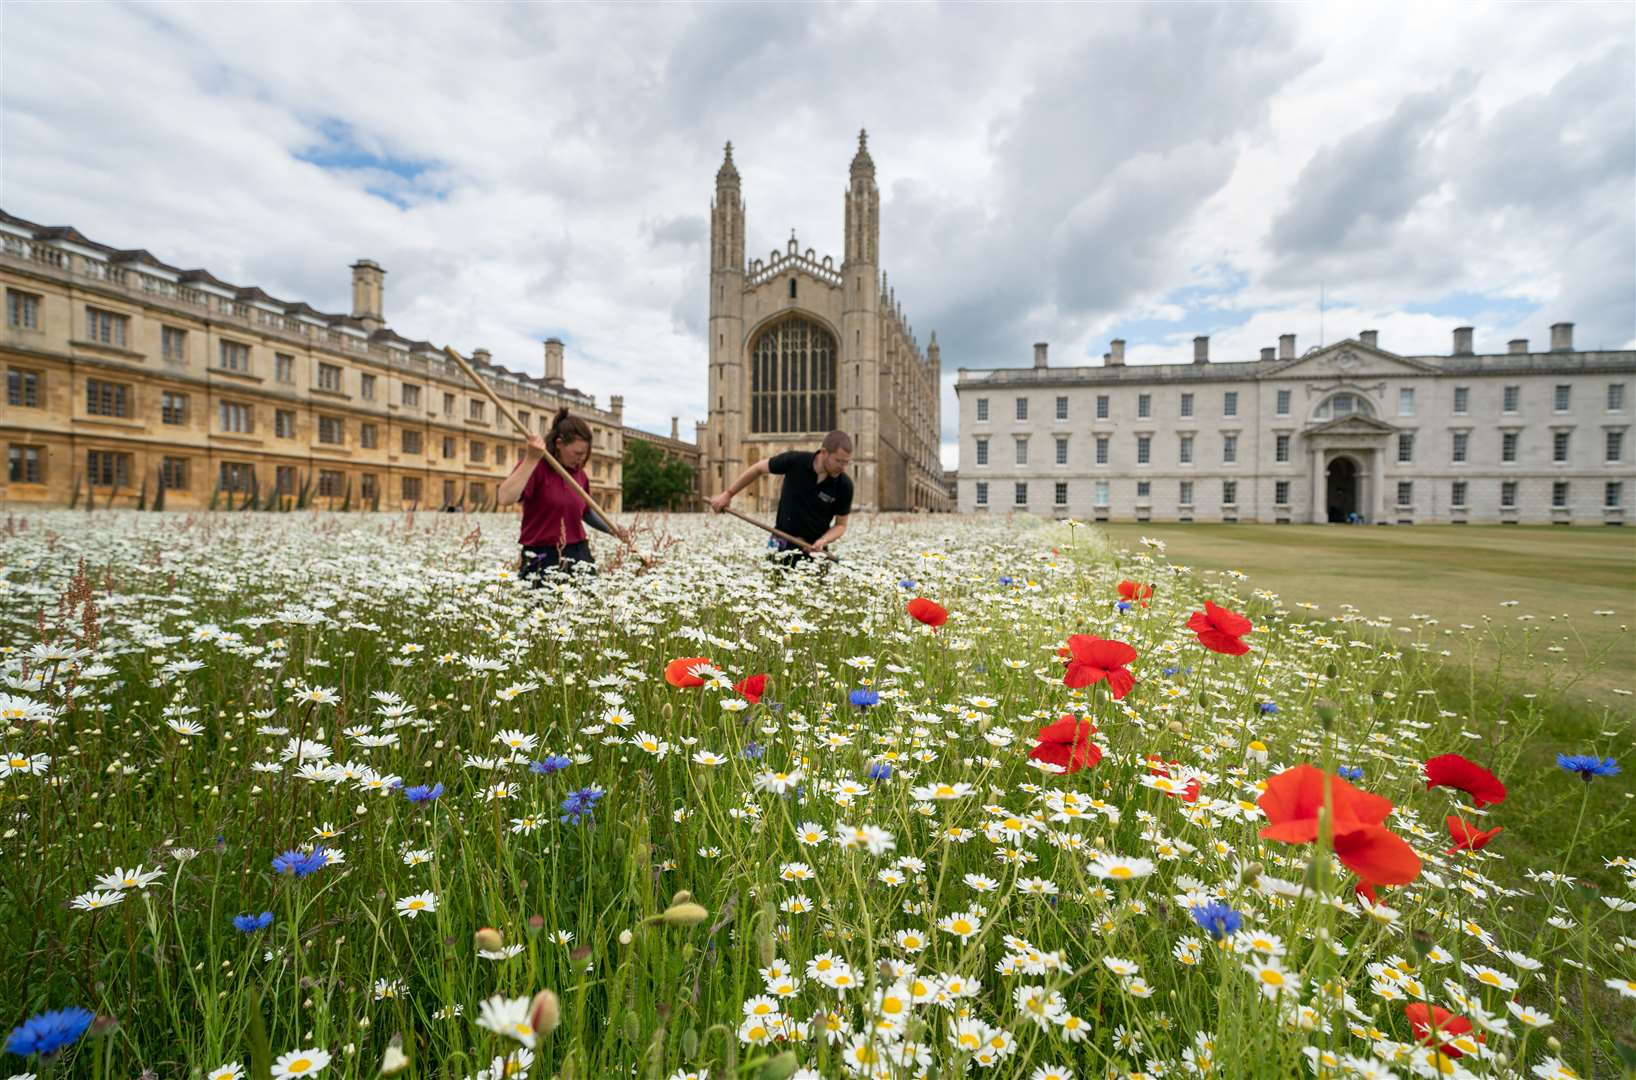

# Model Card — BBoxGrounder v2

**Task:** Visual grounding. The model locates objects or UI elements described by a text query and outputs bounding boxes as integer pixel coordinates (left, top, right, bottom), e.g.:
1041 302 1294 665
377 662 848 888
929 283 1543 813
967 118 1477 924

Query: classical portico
1302 414 1396 523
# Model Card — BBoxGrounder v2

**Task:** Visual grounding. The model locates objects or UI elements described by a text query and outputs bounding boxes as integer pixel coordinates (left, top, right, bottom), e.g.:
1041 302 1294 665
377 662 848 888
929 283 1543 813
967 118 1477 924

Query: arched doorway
1326 457 1359 523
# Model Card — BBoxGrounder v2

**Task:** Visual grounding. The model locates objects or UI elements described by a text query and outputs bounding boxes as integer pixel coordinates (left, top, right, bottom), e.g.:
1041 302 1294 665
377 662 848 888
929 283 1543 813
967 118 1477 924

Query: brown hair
821 430 853 454
547 407 593 459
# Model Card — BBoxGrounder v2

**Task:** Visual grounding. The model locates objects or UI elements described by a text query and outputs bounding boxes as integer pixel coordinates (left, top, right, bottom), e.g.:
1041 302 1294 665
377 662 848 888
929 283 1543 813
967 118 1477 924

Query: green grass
1094 523 1636 705
2 511 1633 1079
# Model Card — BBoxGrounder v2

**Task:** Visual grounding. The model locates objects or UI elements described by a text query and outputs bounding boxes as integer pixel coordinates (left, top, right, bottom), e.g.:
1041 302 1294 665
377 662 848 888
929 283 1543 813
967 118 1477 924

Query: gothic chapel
700 132 948 513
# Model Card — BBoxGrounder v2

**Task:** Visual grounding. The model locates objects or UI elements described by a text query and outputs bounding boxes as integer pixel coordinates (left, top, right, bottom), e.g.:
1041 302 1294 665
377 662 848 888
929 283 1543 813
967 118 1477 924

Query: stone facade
955 330 1635 526
700 133 948 514
1 210 629 512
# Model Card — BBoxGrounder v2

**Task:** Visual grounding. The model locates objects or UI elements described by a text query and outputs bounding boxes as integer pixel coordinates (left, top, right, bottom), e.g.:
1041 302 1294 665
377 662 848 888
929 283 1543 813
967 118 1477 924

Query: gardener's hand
524 434 547 461
709 491 733 513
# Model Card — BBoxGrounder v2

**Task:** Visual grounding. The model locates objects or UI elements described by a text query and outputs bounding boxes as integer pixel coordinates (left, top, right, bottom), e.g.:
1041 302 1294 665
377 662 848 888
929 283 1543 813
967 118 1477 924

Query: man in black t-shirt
710 430 854 559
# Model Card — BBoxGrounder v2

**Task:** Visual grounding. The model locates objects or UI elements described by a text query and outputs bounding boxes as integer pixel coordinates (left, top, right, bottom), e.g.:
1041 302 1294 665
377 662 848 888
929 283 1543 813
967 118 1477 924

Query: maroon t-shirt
514 459 592 548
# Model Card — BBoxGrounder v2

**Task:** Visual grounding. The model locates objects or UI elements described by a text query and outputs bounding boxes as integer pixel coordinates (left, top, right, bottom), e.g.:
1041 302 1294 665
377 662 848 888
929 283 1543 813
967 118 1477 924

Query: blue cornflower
530 755 572 776
1338 766 1364 781
742 742 765 761
1259 702 1279 715
1115 601 1132 613
4 1006 95 1056
898 579 916 589
559 786 604 825
232 911 274 933
998 575 1014 586
849 688 880 708
1163 666 1180 677
867 762 893 782
403 782 444 804
1189 902 1243 941
1557 754 1620 781
271 847 328 878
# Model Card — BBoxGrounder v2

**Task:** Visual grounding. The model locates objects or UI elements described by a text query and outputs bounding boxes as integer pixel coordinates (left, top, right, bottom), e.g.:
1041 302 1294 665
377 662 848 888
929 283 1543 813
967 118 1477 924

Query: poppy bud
474 927 503 952
1315 700 1337 729
528 914 545 933
662 901 709 926
1241 862 1263 884
1615 1034 1636 1071
757 1052 800 1080
1167 721 1183 734
681 1029 699 1058
528 989 560 1037
621 1012 641 1041
662 703 673 721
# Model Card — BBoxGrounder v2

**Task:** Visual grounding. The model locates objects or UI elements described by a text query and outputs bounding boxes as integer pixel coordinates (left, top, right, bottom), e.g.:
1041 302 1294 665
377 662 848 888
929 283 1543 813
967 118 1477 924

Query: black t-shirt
768 450 853 543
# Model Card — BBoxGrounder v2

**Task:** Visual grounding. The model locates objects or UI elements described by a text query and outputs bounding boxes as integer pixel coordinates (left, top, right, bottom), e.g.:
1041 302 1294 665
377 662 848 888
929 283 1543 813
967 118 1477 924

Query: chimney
1108 338 1125 366
1260 346 1275 362
543 338 565 385
472 347 492 367
1508 338 1529 354
1279 333 1296 360
1033 342 1049 368
1453 327 1474 355
1550 322 1574 352
1359 329 1378 348
670 416 679 440
609 395 624 423
695 420 706 446
349 259 385 332
1193 335 1209 364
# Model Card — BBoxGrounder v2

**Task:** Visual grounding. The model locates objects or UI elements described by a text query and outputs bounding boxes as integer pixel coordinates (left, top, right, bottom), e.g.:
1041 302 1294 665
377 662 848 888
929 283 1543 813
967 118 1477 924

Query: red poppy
906 598 949 629
1028 716 1102 774
734 674 768 704
664 657 712 688
1186 601 1253 655
1258 764 1421 886
1117 580 1154 606
1423 753 1507 807
1404 1003 1481 1058
1444 816 1503 855
1062 635 1137 698
1144 755 1201 801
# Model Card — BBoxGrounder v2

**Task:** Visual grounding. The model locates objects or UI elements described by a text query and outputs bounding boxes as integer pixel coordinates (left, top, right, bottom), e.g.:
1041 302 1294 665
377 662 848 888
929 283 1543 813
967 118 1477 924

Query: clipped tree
622 439 696 511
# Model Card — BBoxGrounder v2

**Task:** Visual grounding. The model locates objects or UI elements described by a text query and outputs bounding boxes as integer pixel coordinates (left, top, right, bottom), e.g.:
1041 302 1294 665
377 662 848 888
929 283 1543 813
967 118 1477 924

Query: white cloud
3 3 1629 471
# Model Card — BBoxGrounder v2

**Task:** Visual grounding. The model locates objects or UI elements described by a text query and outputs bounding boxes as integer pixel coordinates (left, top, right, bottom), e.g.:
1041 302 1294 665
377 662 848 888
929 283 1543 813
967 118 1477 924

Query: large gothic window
750 316 837 434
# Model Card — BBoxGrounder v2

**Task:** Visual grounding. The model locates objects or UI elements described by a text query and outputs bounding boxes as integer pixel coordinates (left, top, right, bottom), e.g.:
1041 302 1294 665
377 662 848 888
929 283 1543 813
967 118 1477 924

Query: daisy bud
380 1037 409 1076
619 929 634 945
661 902 709 927
528 989 560 1037
1547 1036 1562 1052
474 927 503 952
1167 720 1183 734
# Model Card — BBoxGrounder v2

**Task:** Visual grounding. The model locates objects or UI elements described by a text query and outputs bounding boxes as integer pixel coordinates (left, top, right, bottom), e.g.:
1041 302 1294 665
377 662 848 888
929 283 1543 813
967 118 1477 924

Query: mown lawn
1091 523 1636 707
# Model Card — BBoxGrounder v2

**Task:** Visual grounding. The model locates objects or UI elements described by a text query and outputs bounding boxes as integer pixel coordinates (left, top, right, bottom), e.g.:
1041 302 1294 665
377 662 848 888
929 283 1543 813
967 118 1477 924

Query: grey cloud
1269 73 1475 257
643 213 707 249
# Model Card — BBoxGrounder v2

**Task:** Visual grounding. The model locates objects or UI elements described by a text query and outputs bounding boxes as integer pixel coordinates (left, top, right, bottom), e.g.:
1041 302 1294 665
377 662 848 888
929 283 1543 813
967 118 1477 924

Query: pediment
1304 413 1397 437
1267 340 1439 379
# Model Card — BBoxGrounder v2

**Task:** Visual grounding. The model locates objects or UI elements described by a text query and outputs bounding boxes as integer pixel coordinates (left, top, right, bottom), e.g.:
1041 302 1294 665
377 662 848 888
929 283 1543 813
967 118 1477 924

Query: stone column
1310 448 1325 524
1370 449 1385 523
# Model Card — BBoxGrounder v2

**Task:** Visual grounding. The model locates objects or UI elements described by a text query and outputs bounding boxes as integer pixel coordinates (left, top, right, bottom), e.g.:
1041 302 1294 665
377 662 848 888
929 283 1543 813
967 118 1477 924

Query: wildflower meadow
1 510 1632 1080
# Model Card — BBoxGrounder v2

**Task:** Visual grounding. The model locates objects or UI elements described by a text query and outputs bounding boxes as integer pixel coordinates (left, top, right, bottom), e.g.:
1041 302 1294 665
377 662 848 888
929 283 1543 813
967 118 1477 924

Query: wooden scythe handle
719 506 839 562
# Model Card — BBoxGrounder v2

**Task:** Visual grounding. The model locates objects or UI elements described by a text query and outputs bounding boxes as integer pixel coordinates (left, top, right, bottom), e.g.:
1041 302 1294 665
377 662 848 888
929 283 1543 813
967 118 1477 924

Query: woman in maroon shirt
497 408 624 580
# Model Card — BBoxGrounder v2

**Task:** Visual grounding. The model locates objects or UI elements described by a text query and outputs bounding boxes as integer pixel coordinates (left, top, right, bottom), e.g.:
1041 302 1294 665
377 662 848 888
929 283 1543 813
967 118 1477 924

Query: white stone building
954 327 1635 526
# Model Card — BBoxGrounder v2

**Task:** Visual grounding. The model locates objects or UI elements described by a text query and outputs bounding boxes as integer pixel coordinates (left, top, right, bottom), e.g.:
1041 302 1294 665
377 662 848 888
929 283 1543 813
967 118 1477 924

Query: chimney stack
1359 329 1378 348
1193 335 1209 364
695 420 706 447
472 347 492 367
350 259 385 332
1108 339 1125 366
1279 333 1296 360
1453 327 1474 355
1550 322 1574 352
670 416 679 440
1033 342 1049 368
543 338 565 385
609 395 624 423
1508 338 1529 354
1260 346 1275 362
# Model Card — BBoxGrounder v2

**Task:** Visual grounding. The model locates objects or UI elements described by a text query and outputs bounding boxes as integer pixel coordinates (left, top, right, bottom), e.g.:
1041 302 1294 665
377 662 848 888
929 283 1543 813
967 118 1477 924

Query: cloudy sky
4 2 1632 467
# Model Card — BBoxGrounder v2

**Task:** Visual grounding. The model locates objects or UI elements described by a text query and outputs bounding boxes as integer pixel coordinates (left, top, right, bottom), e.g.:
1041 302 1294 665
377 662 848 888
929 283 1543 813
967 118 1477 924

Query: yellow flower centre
1260 969 1285 986
288 1060 312 1074
1110 865 1133 879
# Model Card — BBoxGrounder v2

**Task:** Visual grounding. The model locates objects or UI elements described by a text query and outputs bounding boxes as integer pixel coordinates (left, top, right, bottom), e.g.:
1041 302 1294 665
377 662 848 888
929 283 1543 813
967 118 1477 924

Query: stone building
955 329 1635 525
700 133 948 513
1 209 627 512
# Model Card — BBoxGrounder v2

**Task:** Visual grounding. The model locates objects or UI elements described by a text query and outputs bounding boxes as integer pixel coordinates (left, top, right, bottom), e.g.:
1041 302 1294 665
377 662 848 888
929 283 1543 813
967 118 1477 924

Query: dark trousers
521 541 595 583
